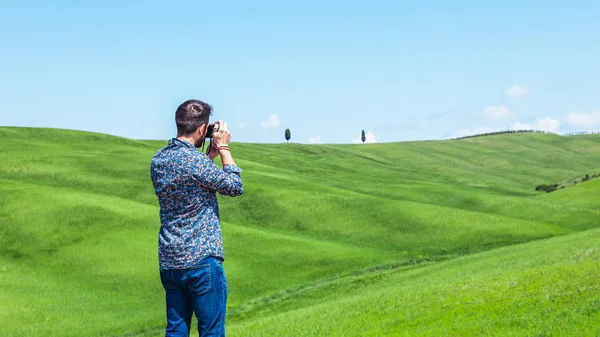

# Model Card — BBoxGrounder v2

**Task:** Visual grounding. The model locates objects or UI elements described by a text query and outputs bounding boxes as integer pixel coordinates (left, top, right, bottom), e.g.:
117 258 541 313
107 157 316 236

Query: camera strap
203 138 213 155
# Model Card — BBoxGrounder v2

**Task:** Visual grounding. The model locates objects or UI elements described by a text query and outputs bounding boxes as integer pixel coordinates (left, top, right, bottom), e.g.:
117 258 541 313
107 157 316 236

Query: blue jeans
159 257 228 337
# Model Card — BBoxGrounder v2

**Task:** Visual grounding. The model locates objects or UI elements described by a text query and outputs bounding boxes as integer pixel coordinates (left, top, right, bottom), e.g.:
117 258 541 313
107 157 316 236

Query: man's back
150 137 243 270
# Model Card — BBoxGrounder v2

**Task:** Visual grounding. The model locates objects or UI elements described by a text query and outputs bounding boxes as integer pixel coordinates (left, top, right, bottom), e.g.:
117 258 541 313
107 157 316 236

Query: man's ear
196 124 207 138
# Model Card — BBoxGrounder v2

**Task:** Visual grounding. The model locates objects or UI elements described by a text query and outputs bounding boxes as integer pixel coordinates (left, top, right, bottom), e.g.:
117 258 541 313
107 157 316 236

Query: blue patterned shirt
150 138 243 270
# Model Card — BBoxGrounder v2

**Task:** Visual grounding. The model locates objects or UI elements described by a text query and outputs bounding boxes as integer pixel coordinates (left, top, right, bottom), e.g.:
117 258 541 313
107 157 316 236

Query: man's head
175 99 213 147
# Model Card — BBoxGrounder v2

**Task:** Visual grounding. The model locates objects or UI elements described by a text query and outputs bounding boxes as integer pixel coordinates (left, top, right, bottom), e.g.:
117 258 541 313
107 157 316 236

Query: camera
205 122 219 138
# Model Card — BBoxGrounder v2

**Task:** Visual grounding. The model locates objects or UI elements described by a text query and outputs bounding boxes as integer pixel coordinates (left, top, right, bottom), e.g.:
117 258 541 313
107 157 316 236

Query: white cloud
565 111 600 128
474 127 500 134
352 131 377 144
485 105 514 120
308 136 323 144
454 116 561 138
506 85 530 98
510 122 533 131
454 126 503 138
260 114 281 129
238 122 249 129
535 117 560 133
510 118 560 133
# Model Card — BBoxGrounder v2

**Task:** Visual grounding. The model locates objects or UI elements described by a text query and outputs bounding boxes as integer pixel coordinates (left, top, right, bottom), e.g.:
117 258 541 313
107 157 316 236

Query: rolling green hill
0 127 599 336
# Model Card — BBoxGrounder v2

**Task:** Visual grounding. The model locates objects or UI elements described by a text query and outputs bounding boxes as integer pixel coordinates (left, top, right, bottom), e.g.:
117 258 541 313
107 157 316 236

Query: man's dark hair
175 99 213 136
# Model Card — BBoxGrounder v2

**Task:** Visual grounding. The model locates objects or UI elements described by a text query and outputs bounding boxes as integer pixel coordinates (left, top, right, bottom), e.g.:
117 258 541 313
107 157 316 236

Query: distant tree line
562 131 600 136
447 129 600 140
447 129 556 140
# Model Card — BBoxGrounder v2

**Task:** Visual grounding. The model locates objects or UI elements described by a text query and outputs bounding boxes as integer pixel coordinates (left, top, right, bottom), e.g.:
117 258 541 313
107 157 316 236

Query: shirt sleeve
190 153 244 197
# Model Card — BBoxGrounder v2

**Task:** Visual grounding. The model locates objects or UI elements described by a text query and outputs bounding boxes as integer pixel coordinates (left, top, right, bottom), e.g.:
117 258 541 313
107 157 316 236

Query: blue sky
1 1 599 144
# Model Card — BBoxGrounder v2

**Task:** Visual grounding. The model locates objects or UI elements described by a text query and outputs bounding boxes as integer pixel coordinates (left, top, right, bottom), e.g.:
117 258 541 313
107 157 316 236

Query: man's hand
206 120 229 161
212 120 237 167
212 120 231 147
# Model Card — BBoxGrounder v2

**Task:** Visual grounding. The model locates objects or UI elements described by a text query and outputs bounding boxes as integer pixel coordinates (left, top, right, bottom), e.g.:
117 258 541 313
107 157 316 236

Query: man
150 99 243 337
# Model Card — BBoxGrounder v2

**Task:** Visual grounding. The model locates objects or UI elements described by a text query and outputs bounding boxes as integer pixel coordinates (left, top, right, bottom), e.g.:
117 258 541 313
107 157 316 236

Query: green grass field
1 126 599 336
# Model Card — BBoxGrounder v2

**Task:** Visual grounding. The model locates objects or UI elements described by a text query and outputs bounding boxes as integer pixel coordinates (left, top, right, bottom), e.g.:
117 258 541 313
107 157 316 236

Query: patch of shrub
535 183 559 193
582 174 591 182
